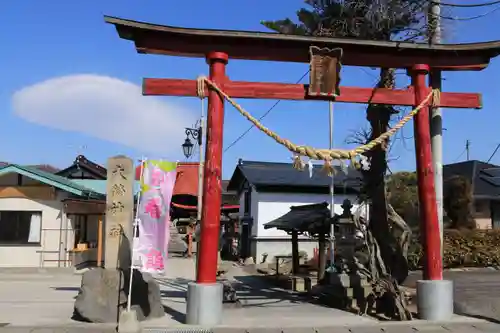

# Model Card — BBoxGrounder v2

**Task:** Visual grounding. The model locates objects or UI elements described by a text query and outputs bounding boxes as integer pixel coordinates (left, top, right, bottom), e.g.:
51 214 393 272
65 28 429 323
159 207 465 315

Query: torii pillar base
417 280 454 320
186 282 223 325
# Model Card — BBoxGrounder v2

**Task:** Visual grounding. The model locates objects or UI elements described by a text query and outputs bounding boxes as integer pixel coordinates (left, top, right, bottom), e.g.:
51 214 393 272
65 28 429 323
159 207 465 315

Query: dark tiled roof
56 155 107 179
443 160 500 199
264 202 331 232
227 160 363 193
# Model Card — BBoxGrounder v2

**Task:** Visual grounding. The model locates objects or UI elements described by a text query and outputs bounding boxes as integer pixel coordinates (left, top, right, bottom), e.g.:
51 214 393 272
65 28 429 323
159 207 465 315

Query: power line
436 0 500 8
453 148 466 163
487 143 500 163
223 70 310 153
452 141 471 163
439 4 500 20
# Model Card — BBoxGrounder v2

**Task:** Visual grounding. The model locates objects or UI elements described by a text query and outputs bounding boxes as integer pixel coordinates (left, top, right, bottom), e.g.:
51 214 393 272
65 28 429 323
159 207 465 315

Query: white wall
0 194 70 268
256 192 359 238
248 191 360 262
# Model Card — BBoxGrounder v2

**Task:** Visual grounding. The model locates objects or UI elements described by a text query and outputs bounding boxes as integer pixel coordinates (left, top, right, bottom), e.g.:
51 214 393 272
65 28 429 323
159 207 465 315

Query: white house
0 164 104 268
227 160 364 263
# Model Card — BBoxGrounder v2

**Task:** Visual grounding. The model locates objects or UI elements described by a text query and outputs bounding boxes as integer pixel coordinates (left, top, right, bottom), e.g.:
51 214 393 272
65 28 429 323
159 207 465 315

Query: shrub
407 229 500 270
443 176 476 229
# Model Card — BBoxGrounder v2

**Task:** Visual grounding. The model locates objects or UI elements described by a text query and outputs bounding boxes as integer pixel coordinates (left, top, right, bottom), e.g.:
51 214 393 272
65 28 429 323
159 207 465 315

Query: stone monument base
74 267 164 323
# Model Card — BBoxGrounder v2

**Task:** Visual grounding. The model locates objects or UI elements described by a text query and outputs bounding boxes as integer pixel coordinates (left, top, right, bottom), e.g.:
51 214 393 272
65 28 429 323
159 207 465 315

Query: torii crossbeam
105 15 500 324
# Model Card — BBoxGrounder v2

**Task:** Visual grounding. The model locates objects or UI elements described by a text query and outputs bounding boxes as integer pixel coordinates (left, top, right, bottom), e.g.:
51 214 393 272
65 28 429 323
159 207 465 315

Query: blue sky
1 0 500 179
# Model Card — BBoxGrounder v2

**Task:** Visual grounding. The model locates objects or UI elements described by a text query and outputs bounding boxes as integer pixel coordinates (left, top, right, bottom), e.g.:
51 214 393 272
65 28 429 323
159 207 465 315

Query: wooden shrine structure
105 16 500 285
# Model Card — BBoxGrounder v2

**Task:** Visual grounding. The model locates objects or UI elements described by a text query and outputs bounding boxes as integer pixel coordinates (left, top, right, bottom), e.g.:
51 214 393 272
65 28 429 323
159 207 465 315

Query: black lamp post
182 127 202 159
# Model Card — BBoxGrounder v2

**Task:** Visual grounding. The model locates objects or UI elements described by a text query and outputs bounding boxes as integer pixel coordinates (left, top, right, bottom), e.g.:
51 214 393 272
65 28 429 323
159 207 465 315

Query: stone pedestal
186 282 223 325
74 268 164 323
417 279 454 320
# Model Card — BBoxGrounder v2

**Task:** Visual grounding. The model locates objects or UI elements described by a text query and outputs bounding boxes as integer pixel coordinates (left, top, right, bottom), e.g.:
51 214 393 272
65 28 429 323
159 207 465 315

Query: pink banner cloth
135 161 176 274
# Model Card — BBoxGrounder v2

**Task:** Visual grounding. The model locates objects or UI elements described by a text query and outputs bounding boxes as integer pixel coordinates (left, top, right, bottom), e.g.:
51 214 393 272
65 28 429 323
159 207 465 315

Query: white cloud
11 74 197 155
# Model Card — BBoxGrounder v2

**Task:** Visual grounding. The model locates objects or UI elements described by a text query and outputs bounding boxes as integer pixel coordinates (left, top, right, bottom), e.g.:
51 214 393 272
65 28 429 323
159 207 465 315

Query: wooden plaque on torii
308 46 342 97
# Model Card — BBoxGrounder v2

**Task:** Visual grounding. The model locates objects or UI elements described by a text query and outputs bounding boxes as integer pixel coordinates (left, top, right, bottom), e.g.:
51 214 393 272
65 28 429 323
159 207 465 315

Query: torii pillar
186 52 228 324
411 64 452 320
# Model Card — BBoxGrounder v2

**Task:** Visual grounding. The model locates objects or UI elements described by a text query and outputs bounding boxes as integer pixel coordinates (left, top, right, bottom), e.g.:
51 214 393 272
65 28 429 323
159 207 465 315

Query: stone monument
105 156 135 269
74 156 164 323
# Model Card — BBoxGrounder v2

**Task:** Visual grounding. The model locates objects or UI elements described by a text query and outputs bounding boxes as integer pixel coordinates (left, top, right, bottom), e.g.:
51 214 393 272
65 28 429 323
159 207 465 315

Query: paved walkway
0 261 499 332
148 258 376 327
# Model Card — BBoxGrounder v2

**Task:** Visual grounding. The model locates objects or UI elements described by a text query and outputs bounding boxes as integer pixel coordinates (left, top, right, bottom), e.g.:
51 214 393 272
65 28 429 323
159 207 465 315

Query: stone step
272 275 318 292
290 276 318 292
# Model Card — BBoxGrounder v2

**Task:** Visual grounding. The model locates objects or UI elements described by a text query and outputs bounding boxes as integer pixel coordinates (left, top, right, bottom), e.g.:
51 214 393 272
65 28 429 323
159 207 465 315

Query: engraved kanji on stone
108 225 122 238
112 164 127 180
111 184 126 196
108 201 124 215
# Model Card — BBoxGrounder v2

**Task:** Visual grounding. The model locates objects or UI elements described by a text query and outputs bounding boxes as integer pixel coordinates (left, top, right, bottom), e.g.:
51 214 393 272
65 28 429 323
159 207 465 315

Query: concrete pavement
0 322 498 333
0 261 499 332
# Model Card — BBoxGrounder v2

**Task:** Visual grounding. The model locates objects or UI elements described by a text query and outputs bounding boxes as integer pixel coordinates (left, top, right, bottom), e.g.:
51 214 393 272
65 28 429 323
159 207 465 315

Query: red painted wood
135 38 490 71
143 78 482 109
411 64 443 281
196 52 228 284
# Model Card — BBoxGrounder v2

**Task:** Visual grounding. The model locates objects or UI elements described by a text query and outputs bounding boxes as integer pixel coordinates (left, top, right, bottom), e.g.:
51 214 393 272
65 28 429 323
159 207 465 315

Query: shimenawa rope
196 76 438 174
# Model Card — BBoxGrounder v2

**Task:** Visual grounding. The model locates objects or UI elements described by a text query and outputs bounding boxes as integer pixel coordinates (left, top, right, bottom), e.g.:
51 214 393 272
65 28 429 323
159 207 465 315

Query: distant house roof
0 161 59 173
227 160 363 194
443 160 500 199
56 155 107 179
0 164 103 198
27 164 60 173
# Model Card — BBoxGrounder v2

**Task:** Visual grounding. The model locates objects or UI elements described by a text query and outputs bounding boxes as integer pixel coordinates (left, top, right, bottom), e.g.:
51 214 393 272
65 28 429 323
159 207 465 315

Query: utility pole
195 104 206 267
328 101 336 273
466 139 470 161
197 117 205 223
428 0 443 254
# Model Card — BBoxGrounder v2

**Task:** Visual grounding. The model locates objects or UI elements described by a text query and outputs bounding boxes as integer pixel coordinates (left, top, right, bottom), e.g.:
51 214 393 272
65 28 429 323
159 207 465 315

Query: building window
0 211 42 245
244 190 251 215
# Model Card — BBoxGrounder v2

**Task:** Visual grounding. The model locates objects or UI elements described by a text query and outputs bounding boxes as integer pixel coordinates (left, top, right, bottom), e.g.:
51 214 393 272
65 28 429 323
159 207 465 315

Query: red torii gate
105 16 500 322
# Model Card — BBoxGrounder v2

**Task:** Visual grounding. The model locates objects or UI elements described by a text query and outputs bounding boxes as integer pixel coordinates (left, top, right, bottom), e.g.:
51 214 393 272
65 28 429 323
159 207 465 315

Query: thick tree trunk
364 68 408 284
